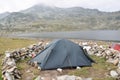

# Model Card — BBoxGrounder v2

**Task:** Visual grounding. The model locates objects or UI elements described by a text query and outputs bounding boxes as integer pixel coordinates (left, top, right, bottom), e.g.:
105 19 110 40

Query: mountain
0 4 120 33
0 12 10 19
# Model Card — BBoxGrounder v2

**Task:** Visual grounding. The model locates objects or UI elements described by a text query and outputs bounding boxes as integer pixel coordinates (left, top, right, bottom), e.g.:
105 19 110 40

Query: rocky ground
1 39 120 80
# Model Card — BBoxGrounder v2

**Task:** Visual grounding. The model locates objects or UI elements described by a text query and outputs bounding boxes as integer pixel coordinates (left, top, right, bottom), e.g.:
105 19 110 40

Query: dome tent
30 39 94 70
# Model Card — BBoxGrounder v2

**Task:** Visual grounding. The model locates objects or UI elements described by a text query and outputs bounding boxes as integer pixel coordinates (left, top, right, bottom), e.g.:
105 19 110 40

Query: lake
12 30 120 41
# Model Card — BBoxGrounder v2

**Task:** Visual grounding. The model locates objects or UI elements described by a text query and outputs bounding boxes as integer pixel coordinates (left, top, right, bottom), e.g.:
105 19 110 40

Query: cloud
0 0 120 13
0 0 37 13
53 0 120 12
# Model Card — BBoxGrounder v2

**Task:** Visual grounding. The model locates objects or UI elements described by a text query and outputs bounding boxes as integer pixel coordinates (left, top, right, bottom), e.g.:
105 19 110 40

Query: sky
0 0 120 13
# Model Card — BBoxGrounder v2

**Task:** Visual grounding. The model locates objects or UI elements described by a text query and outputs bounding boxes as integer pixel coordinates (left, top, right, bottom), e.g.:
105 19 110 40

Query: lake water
13 30 120 41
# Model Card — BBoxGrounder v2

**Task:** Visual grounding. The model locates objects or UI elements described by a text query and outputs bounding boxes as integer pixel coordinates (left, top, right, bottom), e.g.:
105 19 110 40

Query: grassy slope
0 37 39 79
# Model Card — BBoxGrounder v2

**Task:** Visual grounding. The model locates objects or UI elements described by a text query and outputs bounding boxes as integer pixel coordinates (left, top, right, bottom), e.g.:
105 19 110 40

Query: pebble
82 78 92 80
26 70 31 73
110 70 118 78
113 58 119 66
34 76 41 80
76 66 81 70
57 68 63 73
57 75 76 80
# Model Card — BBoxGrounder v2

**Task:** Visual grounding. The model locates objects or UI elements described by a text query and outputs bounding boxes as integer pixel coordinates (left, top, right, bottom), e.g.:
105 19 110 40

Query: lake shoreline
8 30 120 42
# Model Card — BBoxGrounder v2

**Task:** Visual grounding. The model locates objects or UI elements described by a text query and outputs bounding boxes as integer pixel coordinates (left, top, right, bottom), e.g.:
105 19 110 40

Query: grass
16 59 40 79
0 37 38 79
16 58 31 70
69 55 117 80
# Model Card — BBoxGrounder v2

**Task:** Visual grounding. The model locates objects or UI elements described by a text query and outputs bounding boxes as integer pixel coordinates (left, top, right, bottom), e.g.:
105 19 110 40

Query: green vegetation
69 55 117 80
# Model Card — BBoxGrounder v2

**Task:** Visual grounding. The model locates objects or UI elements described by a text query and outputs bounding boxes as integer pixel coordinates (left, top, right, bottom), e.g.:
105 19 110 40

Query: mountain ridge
0 4 120 33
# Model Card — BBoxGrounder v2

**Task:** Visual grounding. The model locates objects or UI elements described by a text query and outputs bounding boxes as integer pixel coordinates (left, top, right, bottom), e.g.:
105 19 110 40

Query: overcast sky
0 0 120 13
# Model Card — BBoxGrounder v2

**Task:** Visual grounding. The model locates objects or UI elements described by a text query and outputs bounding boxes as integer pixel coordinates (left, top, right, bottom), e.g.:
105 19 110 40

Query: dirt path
20 66 76 80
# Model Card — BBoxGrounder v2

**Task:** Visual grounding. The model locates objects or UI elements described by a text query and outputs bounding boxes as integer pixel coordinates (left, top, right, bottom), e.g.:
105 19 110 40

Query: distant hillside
0 12 10 19
0 4 120 33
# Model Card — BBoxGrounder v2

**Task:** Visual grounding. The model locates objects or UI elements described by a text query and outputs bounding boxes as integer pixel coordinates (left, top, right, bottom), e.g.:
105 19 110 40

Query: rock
110 70 118 78
21 56 25 60
106 58 114 63
83 46 91 51
57 75 76 80
75 76 82 80
43 77 54 80
116 68 120 74
76 66 81 70
105 56 109 60
82 78 92 80
4 71 14 80
6 66 17 73
5 51 11 58
31 52 36 58
6 58 16 66
118 61 120 68
33 61 38 68
26 70 31 73
34 76 41 80
113 58 119 66
82 42 88 46
87 51 94 55
95 53 102 57
38 66 41 70
57 75 83 80
102 52 107 57
45 42 49 46
105 50 112 56
116 53 120 58
57 68 62 73
98 50 103 54
99 45 104 49
41 77 44 80
38 41 43 46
